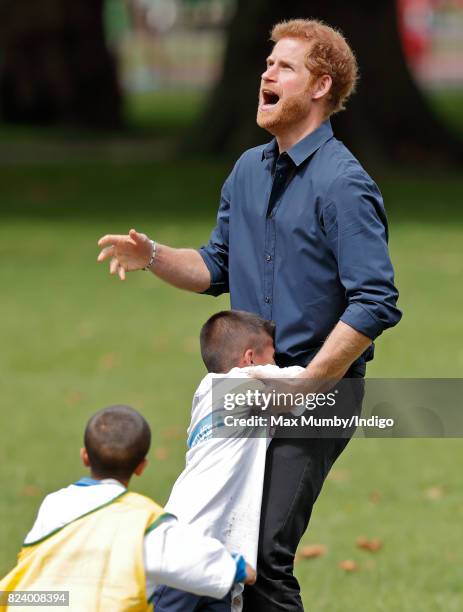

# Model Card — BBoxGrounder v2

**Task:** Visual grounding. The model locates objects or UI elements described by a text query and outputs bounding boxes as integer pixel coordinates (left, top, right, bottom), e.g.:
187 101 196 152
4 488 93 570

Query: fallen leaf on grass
20 485 41 497
99 352 120 370
338 559 358 572
424 486 445 500
66 390 83 407
298 544 327 560
369 490 382 504
162 426 183 441
356 537 383 552
183 337 198 354
152 336 169 351
79 321 95 339
326 469 350 483
154 447 169 461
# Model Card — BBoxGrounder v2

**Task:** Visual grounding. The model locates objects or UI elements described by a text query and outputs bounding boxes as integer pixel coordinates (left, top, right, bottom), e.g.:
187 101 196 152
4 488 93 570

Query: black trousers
243 366 365 612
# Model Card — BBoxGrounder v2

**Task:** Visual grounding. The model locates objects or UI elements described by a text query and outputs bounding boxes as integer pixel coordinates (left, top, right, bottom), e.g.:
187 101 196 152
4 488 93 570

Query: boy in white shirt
0 405 255 611
153 311 304 612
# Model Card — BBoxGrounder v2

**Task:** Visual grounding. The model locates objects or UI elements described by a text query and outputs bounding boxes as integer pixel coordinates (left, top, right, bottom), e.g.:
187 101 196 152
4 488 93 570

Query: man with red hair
98 19 401 611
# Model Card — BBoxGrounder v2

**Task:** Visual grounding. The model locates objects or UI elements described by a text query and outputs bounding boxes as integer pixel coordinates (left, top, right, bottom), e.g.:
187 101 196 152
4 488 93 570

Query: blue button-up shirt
199 120 402 367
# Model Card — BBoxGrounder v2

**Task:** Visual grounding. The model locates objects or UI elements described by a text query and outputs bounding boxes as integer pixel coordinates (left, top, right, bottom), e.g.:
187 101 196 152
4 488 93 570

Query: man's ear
134 458 148 477
80 447 90 468
311 74 332 101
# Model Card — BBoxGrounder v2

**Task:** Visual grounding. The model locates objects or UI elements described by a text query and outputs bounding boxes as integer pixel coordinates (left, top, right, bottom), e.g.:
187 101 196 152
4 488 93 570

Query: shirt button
265 296 271 304
266 254 272 262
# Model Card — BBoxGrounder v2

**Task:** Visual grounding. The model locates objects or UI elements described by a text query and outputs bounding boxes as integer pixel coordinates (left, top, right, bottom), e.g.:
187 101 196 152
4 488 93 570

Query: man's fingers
129 228 146 244
110 257 119 275
97 234 136 248
98 234 120 248
97 245 115 262
97 231 144 278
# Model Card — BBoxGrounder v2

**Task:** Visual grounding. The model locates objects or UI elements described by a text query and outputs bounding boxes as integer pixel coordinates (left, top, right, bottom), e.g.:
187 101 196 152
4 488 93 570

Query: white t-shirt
164 364 304 607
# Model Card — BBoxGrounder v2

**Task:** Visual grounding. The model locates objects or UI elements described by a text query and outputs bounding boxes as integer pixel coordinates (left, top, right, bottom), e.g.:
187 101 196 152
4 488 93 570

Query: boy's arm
144 517 255 600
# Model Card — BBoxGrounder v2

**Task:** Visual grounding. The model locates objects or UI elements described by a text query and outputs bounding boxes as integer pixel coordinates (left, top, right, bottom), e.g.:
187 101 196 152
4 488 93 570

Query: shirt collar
261 119 333 167
262 138 279 160
74 476 126 488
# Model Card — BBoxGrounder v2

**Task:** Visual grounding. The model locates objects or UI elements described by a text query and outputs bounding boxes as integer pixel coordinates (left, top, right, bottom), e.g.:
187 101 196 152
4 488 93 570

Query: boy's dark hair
84 405 151 481
200 310 275 373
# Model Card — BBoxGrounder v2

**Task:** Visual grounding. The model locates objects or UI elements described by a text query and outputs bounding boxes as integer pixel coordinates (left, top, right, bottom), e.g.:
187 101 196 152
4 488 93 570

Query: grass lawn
0 159 462 611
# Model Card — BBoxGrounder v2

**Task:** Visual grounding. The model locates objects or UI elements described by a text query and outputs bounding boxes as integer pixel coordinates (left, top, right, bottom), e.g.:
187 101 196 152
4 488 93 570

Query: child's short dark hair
200 310 275 373
84 405 151 481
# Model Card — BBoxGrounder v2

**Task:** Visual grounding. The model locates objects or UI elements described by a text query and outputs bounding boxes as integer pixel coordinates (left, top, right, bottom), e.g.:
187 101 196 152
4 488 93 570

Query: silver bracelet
143 240 157 271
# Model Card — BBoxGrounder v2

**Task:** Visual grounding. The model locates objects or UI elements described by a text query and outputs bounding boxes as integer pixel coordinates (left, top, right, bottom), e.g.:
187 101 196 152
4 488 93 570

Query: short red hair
271 19 358 115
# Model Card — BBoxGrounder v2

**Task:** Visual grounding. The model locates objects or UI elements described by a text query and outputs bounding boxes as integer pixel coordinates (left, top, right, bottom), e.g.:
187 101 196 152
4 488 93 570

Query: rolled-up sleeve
322 173 402 340
198 173 232 296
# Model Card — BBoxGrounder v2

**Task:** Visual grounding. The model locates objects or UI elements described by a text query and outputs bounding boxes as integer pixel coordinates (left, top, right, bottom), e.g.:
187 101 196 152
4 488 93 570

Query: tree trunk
191 0 462 164
0 0 122 128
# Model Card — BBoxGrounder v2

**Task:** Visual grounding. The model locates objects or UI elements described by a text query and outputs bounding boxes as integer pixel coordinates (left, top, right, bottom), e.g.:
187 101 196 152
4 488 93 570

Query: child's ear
238 348 254 367
80 448 90 468
134 458 148 477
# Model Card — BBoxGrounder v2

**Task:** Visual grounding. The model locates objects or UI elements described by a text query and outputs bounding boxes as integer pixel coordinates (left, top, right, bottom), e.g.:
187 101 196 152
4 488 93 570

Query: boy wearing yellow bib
0 405 255 611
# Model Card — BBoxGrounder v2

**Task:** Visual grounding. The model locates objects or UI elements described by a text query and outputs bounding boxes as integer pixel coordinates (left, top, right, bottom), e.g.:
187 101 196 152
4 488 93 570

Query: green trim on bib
145 512 177 535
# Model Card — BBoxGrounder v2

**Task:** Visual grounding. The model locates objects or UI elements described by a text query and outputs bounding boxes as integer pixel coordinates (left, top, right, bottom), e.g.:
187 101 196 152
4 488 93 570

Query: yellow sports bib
0 492 167 611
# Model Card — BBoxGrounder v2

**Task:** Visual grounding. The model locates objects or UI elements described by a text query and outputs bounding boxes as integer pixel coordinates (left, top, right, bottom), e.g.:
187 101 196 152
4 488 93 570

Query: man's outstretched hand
97 229 153 280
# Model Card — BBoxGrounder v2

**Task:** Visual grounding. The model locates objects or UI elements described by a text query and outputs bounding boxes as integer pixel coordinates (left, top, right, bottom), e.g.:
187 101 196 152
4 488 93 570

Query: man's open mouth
260 89 280 109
